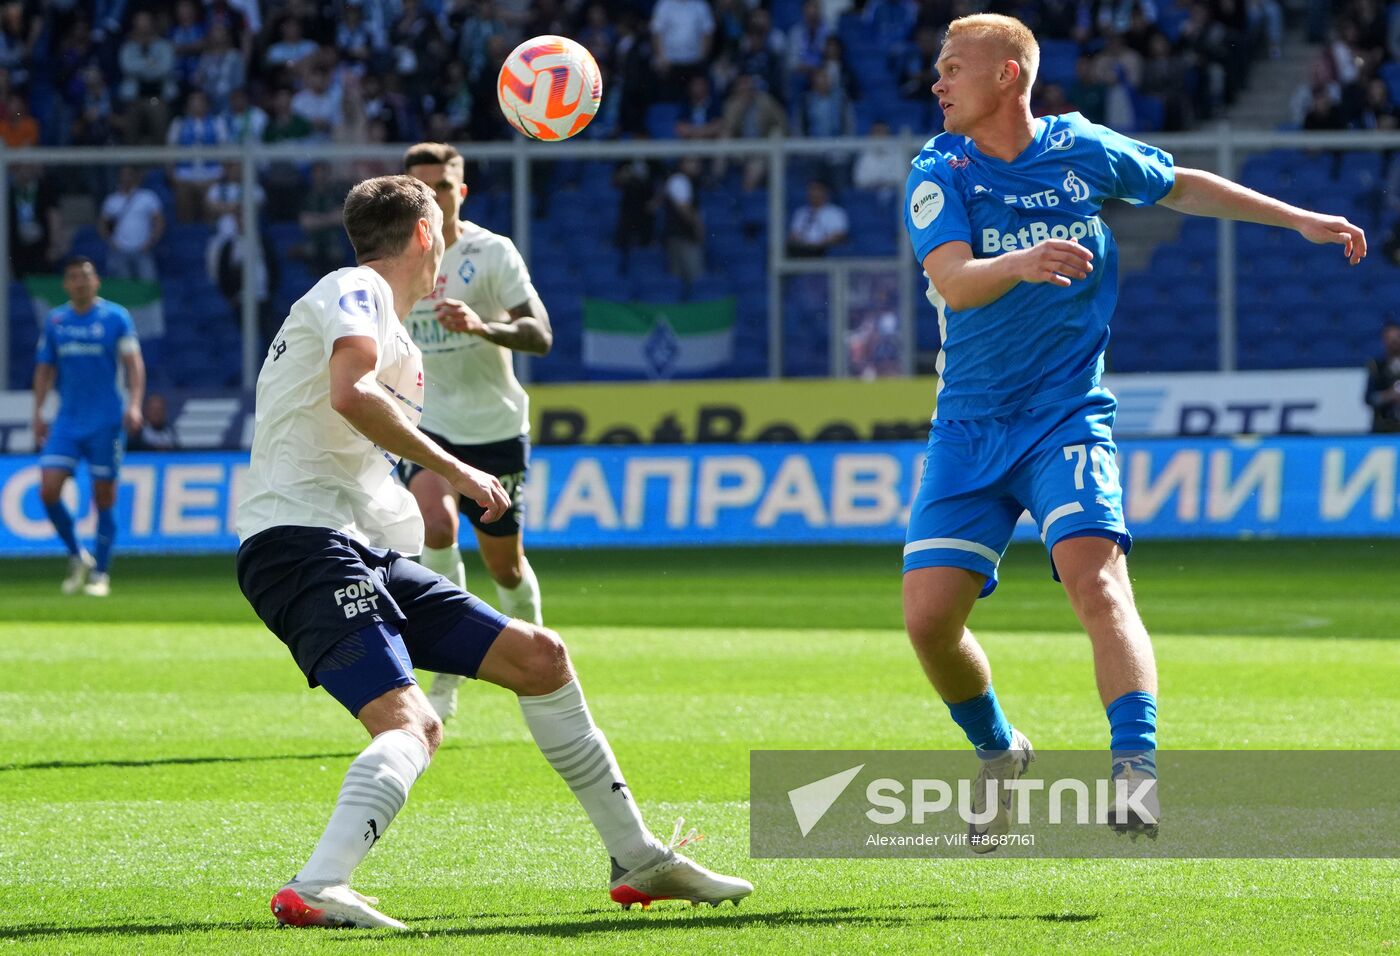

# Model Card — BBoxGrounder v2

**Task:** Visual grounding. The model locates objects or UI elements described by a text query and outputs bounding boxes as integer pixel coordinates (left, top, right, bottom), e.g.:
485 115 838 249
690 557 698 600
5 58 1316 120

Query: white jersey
237 267 426 554
404 220 536 445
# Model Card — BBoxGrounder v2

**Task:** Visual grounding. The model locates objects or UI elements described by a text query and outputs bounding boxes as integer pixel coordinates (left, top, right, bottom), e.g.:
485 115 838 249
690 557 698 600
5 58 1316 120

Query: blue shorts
903 387 1131 597
39 420 125 480
236 526 512 715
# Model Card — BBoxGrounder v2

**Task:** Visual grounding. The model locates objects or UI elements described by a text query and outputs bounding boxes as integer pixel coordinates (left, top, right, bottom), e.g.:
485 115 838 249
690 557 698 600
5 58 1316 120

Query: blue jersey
35 298 137 431
903 112 1175 420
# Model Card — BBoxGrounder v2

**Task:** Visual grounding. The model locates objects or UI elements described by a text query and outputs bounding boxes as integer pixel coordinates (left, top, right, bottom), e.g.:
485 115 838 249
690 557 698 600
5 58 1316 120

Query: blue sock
1107 690 1158 776
43 500 80 556
946 687 1015 759
95 507 117 573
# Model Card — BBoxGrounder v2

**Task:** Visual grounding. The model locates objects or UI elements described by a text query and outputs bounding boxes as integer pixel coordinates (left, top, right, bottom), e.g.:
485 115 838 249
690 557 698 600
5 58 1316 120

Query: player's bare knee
905 609 965 654
418 711 444 755
1066 568 1129 622
515 625 573 694
488 559 523 589
422 517 457 551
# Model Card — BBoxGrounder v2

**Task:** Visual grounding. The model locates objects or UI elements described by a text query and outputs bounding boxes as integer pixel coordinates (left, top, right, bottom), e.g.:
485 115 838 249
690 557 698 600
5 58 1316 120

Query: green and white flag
26 275 165 339
582 298 735 378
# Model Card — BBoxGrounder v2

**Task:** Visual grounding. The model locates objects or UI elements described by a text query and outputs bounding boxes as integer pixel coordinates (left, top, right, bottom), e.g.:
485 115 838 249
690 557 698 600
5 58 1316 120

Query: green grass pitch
2 539 1398 953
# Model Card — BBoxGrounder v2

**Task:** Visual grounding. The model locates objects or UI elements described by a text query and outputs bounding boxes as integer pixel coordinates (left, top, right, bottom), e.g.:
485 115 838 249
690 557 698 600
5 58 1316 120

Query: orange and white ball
497 35 602 141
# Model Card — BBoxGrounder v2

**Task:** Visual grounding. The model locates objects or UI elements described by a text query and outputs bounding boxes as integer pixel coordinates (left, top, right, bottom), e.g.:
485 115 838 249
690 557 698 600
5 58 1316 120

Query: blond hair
944 14 1039 91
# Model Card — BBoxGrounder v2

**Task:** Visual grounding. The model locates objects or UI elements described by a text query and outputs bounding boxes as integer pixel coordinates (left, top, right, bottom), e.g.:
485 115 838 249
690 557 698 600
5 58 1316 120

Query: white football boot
967 729 1035 853
610 820 753 908
1108 753 1160 839
83 572 111 597
61 551 95 594
425 673 463 722
270 882 410 930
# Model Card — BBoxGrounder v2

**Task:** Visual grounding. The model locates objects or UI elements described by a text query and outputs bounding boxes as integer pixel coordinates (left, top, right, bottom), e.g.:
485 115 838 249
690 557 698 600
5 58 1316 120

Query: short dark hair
402 142 463 172
342 175 436 263
63 255 96 275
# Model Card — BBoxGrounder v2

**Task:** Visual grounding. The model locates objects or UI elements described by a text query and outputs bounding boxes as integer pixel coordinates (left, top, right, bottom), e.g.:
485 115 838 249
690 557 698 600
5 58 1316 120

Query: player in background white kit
400 143 553 723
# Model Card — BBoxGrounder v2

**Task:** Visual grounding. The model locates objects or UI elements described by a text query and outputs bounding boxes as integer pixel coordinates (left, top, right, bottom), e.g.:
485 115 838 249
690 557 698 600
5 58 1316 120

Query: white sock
519 679 662 870
496 556 543 625
296 729 430 886
420 544 466 590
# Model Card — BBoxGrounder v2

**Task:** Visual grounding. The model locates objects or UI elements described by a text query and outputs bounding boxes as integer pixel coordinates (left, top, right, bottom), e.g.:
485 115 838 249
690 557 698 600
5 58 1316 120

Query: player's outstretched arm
922 238 1095 311
328 335 510 522
1160 168 1366 265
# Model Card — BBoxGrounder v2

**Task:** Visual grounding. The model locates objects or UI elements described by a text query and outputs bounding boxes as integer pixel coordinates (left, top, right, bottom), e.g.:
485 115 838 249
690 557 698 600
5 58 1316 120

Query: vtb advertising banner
0 436 1396 555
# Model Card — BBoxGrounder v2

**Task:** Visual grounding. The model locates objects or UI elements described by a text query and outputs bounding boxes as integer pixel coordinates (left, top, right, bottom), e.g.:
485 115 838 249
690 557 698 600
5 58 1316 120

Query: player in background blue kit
31 257 146 597
901 14 1365 846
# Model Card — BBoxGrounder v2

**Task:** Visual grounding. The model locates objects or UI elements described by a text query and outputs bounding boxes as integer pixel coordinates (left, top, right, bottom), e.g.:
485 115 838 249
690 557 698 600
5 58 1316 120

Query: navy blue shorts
236 526 511 713
397 431 529 537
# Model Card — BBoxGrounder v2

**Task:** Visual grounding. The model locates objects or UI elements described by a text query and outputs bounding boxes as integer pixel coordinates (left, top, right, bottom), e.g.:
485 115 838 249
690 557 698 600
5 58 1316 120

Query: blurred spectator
676 74 723 139
195 25 246 112
1302 86 1346 130
1140 33 1192 130
787 0 831 89
0 91 36 147
1247 0 1284 59
265 16 318 75
7 164 60 277
736 8 786 101
650 0 715 96
800 68 852 137
613 12 655 136
852 120 906 204
469 35 513 140
862 0 916 52
578 3 616 67
264 87 312 143
54 17 98 123
296 162 346 277
899 26 940 100
71 65 116 147
614 151 660 273
818 36 859 102
337 1 387 74
1291 58 1342 127
663 158 706 297
1070 54 1108 125
787 179 847 257
457 0 508 82
1358 76 1397 129
223 86 269 143
1365 323 1400 432
1034 82 1074 118
720 73 787 191
170 0 208 86
129 394 179 451
119 11 177 105
292 67 343 138
167 90 227 222
848 310 903 379
99 166 165 282
0 1 39 90
206 161 270 331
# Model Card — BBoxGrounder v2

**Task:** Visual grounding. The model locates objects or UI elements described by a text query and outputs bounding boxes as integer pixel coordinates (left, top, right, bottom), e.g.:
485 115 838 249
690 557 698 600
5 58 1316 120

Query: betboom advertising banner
0 436 1397 555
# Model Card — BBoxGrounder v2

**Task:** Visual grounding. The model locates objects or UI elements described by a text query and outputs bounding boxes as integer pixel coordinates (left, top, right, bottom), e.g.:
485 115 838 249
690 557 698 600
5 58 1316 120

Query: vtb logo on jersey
458 258 477 284
1062 169 1090 203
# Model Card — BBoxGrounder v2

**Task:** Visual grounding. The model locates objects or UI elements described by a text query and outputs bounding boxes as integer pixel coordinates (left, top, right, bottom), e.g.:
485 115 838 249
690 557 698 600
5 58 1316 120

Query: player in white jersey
399 142 554 723
236 175 751 930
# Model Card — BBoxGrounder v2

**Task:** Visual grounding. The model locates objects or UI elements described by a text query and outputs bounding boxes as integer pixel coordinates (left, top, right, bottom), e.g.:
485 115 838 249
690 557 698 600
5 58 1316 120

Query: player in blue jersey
901 14 1365 847
31 257 146 597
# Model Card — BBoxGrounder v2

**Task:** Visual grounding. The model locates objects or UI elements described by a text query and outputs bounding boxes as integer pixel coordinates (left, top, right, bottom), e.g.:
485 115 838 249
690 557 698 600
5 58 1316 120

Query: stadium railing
3 128 1399 390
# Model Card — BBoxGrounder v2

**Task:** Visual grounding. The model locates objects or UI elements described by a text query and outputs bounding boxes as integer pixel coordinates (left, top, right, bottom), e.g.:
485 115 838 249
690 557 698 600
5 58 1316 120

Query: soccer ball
497 35 602 141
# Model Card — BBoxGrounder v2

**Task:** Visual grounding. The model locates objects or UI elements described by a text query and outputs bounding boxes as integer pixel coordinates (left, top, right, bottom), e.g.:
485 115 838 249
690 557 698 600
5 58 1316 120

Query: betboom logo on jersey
982 216 1103 253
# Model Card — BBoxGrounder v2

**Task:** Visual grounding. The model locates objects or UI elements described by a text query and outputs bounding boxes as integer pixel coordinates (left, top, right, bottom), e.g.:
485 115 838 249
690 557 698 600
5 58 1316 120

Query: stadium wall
1 436 1397 556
